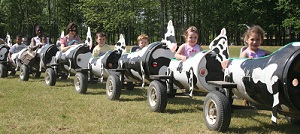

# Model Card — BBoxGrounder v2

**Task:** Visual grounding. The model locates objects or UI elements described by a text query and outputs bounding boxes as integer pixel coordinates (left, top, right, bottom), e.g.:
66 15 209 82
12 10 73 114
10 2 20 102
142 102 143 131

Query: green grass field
1 45 299 133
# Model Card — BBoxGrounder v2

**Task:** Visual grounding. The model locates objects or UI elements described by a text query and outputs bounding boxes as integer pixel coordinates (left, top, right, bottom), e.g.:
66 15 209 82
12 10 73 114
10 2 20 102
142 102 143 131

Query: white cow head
114 34 126 54
85 27 92 47
5 33 12 47
161 20 177 52
56 31 64 47
209 28 229 62
60 31 65 38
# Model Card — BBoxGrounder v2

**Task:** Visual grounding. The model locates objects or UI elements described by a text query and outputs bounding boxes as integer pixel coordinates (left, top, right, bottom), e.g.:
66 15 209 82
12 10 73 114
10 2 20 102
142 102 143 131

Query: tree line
0 0 299 46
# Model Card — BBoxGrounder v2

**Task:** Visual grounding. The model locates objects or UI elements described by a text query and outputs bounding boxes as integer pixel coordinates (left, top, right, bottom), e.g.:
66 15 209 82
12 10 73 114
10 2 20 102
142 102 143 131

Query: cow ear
168 20 173 27
60 31 64 38
221 28 226 35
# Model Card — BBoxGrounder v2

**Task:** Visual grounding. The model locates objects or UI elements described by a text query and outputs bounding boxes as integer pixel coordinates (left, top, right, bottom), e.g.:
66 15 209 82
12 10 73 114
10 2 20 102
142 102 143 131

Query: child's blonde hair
183 26 198 40
137 34 149 43
243 25 265 46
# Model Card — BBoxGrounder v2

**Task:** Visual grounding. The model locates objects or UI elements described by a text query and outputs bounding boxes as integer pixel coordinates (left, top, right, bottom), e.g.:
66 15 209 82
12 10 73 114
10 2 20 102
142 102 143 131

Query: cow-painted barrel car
73 34 126 94
44 27 92 86
202 41 300 132
147 28 229 112
0 44 14 77
106 41 175 100
105 20 177 101
18 44 59 81
0 35 27 78
44 43 91 86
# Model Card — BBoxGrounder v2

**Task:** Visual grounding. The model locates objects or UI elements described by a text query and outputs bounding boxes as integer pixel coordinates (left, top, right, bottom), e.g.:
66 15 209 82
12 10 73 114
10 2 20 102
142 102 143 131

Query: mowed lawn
1 45 300 133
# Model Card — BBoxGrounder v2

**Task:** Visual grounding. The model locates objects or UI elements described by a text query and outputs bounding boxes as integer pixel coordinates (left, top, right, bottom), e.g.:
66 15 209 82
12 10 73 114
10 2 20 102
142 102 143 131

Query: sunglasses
69 29 77 32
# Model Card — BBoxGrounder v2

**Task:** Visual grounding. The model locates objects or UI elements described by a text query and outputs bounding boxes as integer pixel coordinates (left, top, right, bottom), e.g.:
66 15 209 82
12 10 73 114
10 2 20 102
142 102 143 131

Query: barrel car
106 41 176 100
44 43 91 86
19 31 66 81
146 28 229 113
44 28 92 86
144 27 300 132
18 43 59 81
105 20 177 101
0 35 26 78
0 44 13 77
201 41 300 132
73 34 126 94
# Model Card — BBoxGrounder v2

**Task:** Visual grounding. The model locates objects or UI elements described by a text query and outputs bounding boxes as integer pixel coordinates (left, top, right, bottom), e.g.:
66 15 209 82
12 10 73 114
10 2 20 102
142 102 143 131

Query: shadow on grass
122 88 146 95
85 90 106 95
6 75 19 79
228 119 300 133
165 97 203 114
219 107 300 133
118 88 147 102
85 83 107 95
87 82 106 89
232 108 270 118
53 79 74 87
116 87 205 112
120 97 146 102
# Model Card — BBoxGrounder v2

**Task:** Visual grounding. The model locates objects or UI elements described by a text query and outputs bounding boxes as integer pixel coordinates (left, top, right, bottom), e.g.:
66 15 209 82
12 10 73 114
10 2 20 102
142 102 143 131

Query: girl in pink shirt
175 26 202 62
240 25 271 59
60 22 82 52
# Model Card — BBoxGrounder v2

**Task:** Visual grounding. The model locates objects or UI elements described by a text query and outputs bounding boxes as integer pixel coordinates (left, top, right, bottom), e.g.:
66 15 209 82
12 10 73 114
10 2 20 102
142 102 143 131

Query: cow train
1 20 300 132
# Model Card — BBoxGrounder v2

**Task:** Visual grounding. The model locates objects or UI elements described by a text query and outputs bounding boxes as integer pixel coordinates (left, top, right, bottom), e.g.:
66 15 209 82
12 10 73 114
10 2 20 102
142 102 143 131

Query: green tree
277 0 300 42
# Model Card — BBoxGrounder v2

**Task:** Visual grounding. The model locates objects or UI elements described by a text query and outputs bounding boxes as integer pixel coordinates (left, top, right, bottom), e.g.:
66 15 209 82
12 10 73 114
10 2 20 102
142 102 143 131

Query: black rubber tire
74 72 88 94
19 64 30 81
147 80 168 112
0 64 8 78
125 82 134 90
45 68 56 86
106 75 121 100
203 91 231 132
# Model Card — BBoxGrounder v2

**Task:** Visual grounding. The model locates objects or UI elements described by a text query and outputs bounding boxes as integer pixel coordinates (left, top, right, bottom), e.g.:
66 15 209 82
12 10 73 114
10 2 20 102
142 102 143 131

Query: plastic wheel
20 64 30 81
106 75 121 100
74 72 88 94
147 80 168 112
45 68 56 86
0 64 8 78
203 91 231 132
